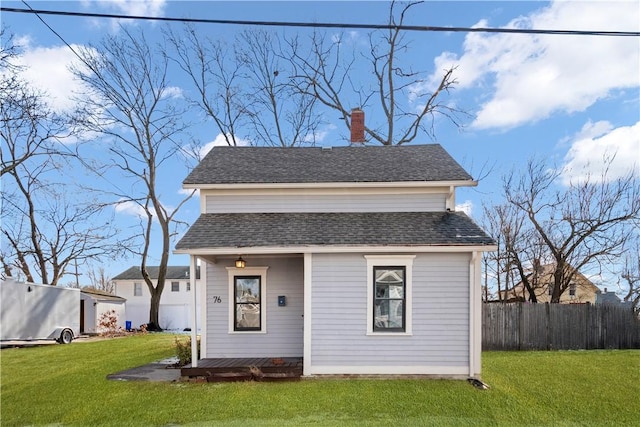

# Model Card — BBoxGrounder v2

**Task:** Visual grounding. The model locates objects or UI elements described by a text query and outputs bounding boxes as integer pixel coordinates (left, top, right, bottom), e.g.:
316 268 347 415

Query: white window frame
226 266 269 334
365 255 415 336
134 282 142 296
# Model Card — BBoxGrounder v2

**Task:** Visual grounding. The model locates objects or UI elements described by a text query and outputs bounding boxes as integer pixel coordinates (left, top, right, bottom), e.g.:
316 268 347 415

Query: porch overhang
174 211 496 255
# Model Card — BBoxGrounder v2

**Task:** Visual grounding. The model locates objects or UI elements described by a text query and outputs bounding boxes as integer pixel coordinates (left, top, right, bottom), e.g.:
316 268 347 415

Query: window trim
226 266 268 334
171 281 180 292
134 282 142 296
365 255 415 336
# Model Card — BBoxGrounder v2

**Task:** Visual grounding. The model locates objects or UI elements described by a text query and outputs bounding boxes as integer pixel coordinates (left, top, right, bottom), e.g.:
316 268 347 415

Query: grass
1 334 638 426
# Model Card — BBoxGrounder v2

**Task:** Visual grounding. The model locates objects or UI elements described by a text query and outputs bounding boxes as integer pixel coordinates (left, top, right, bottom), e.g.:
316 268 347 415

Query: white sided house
112 266 201 331
175 141 495 378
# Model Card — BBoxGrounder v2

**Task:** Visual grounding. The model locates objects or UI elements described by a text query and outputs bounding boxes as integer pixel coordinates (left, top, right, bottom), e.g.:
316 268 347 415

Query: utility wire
3 6 640 37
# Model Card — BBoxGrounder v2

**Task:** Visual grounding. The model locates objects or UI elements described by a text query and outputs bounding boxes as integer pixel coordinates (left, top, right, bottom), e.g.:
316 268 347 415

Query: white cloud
161 86 183 99
115 198 178 221
456 200 473 216
426 1 640 130
560 120 640 185
92 0 166 17
13 43 90 113
178 188 199 197
114 200 149 219
81 0 167 30
304 123 337 143
198 133 250 158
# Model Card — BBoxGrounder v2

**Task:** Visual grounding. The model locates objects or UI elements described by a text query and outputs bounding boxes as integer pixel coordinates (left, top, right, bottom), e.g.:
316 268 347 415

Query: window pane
236 278 260 302
236 303 261 329
375 268 404 283
388 300 404 328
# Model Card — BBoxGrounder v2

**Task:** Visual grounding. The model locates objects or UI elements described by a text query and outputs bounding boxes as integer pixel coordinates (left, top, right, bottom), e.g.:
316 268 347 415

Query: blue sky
2 1 639 285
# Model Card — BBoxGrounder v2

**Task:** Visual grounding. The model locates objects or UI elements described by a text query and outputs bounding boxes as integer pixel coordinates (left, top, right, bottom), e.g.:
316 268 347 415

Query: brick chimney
350 108 365 145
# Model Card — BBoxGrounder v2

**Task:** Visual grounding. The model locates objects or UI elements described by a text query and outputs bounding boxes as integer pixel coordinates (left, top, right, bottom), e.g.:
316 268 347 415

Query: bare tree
72 27 196 329
1 28 117 285
0 28 70 176
238 29 323 147
167 26 322 147
85 266 115 294
166 25 247 147
288 1 464 145
620 236 640 310
501 157 639 303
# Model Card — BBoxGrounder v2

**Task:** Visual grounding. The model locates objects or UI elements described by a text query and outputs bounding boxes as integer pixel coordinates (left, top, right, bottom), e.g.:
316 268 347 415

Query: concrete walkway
107 357 182 382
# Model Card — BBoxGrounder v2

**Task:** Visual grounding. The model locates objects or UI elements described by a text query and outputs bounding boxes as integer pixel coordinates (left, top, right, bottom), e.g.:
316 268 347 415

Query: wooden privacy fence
482 303 640 350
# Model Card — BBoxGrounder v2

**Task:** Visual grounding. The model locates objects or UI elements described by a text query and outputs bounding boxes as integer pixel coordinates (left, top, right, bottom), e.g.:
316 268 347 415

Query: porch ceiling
175 211 494 252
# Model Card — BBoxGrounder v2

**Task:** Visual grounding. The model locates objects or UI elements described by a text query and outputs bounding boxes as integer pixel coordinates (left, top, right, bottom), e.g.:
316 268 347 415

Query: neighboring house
500 263 600 304
595 288 625 306
80 288 126 334
112 266 202 330
175 128 495 379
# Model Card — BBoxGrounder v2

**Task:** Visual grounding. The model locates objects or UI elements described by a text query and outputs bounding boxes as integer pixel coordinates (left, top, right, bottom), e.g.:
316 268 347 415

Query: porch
181 357 303 382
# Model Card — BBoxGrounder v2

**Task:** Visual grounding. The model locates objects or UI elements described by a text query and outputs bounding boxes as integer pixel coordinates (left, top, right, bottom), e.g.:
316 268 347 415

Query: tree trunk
148 287 162 330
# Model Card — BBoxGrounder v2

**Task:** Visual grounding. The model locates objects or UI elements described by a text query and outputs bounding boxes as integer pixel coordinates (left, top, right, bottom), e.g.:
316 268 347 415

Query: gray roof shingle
175 212 494 250
112 266 199 280
183 144 473 185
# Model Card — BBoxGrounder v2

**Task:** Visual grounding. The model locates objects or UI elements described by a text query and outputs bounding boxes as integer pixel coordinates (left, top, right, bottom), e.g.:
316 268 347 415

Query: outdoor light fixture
235 256 246 269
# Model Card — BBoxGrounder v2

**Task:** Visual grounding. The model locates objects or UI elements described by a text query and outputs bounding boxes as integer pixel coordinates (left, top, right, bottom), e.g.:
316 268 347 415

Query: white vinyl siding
310 252 470 370
205 257 304 358
204 191 447 213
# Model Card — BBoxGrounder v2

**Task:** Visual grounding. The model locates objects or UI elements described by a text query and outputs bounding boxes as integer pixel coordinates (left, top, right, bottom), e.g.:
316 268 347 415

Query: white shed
80 288 126 334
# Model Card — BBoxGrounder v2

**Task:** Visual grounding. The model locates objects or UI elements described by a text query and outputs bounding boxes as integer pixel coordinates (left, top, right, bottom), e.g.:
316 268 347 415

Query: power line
3 6 640 37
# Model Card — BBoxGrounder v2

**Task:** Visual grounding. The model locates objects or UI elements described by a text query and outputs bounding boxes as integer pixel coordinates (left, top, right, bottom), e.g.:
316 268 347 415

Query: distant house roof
595 290 622 305
183 144 474 185
80 288 126 302
112 266 200 281
175 211 494 251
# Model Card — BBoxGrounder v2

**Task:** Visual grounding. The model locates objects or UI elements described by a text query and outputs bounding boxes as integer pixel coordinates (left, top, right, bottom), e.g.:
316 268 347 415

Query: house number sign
212 296 222 303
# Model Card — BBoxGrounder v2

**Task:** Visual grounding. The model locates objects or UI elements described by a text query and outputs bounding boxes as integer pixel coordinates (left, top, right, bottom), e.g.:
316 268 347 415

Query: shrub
174 336 200 366
98 310 125 337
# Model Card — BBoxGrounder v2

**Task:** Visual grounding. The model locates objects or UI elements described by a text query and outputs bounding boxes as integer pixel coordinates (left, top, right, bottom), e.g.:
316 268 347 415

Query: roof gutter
182 180 478 190
174 244 497 256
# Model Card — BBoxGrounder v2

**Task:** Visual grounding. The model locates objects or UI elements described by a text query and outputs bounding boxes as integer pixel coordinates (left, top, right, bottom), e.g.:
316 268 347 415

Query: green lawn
1 334 638 426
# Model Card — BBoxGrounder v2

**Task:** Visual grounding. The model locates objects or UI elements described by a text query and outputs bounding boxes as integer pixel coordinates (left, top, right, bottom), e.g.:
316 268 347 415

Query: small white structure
80 288 126 334
112 266 202 330
1 279 79 344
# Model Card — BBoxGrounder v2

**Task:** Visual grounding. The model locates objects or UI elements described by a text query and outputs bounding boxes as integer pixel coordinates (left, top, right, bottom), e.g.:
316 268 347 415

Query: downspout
189 255 198 368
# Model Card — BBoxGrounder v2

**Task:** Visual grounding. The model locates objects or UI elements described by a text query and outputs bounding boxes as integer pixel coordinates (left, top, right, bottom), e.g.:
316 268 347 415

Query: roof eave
175 244 497 256
182 180 478 190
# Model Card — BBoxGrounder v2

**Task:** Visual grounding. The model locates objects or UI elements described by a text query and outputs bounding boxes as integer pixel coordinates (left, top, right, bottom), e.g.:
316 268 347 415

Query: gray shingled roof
183 144 473 185
112 266 199 280
175 212 494 250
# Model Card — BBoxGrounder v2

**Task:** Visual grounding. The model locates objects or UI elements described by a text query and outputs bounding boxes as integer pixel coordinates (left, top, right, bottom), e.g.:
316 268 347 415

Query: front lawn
1 334 638 426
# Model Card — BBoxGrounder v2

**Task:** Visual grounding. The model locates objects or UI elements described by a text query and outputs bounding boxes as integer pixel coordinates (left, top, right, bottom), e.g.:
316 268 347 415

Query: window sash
234 276 261 331
171 281 180 292
134 283 142 296
373 266 406 332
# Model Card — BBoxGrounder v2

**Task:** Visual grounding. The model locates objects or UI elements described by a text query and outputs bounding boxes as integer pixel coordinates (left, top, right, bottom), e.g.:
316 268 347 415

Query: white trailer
1 279 80 344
